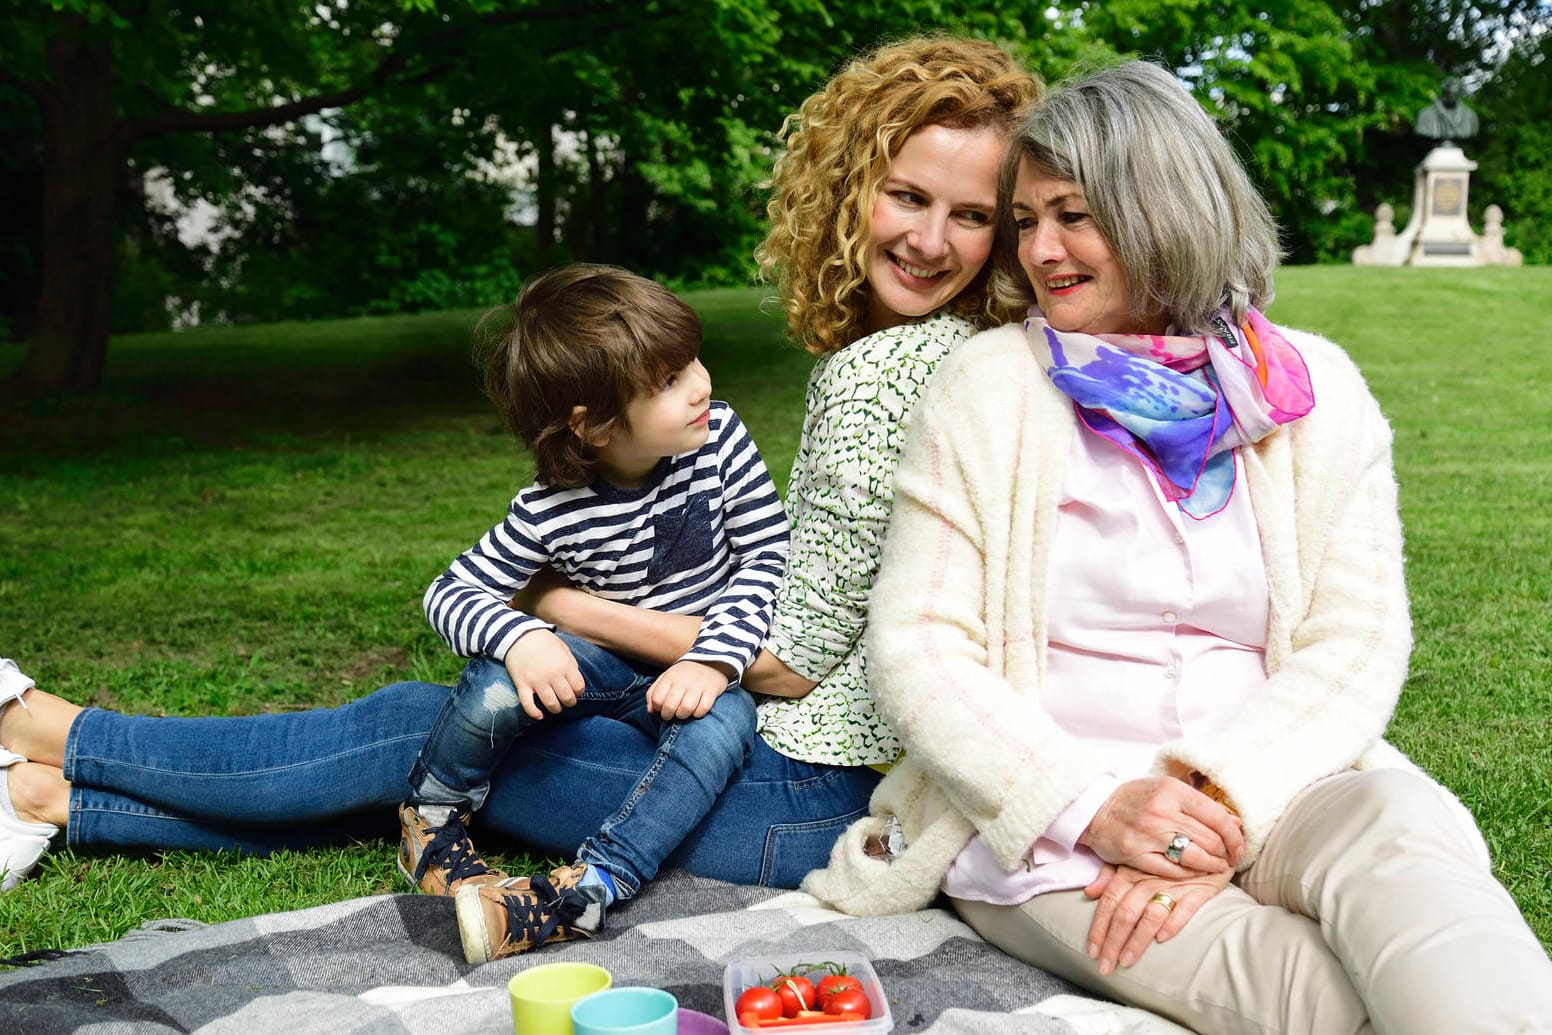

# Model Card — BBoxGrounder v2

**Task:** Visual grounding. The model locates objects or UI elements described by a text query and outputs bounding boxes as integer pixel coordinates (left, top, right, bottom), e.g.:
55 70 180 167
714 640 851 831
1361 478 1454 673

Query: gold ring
1148 892 1178 913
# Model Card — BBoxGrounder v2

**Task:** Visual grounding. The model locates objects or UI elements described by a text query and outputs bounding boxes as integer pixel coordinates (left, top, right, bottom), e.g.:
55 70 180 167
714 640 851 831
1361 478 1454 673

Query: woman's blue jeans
63 678 880 889
407 642 757 897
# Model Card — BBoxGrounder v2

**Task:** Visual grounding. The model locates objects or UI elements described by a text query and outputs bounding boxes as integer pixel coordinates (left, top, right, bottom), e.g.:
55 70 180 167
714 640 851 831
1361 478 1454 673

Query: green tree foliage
0 0 1071 393
1 0 1545 395
2 0 492 392
1072 0 1405 263
1471 30 1552 263
1338 0 1550 260
1071 0 1549 262
187 86 525 323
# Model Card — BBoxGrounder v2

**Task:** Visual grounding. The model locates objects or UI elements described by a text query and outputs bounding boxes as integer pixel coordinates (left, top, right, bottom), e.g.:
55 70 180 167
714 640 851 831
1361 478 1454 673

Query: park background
2 0 1551 392
1 2 1549 956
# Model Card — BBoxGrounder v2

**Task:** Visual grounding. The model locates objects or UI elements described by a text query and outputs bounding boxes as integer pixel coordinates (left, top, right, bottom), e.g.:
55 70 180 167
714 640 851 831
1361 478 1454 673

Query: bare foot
7 760 69 828
0 688 81 769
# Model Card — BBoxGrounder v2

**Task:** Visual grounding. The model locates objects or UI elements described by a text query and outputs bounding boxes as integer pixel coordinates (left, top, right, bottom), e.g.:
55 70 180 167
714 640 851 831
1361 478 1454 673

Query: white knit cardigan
802 321 1430 916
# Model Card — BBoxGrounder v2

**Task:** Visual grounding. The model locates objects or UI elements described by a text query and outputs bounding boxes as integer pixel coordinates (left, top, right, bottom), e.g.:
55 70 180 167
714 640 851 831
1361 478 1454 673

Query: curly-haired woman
1 37 1039 893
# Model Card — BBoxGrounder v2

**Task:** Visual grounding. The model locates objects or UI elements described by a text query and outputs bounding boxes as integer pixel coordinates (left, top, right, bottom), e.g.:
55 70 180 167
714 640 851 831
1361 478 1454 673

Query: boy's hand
647 660 734 720
504 630 585 721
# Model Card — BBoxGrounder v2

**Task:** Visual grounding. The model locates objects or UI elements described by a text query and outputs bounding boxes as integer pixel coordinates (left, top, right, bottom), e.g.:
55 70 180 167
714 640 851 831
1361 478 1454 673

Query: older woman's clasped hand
1079 776 1245 877
1075 777 1244 974
1083 861 1234 974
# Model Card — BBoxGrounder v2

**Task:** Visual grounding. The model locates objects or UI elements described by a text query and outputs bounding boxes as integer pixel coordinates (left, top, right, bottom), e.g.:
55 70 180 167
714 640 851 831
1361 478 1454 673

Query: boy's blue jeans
406 634 756 899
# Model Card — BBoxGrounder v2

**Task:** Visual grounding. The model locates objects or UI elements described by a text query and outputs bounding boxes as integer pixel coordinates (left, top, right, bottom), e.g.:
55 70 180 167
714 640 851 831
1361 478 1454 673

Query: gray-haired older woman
803 60 1552 1034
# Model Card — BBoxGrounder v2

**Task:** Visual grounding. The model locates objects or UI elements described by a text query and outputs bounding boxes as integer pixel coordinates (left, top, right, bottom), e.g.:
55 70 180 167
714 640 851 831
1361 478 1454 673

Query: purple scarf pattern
1027 307 1315 518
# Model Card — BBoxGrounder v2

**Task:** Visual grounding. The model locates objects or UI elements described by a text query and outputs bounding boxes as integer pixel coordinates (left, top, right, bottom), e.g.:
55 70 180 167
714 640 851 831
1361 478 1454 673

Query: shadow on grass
1 289 808 475
0 310 493 472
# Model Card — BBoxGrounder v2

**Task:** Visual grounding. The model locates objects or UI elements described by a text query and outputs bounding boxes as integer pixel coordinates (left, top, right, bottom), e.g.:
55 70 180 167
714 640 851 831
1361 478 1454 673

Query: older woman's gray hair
993 60 1282 332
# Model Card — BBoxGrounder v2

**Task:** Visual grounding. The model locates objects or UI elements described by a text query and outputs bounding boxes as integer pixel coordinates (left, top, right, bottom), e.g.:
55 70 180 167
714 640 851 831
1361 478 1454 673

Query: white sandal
0 748 58 890
0 659 59 890
0 657 34 719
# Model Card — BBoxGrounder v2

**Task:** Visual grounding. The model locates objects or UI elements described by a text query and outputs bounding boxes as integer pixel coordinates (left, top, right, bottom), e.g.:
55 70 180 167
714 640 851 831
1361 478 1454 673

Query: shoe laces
414 816 494 887
500 875 585 950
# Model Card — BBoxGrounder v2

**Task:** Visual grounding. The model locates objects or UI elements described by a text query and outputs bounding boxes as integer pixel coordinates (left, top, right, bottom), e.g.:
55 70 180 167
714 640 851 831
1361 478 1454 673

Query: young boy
400 264 788 964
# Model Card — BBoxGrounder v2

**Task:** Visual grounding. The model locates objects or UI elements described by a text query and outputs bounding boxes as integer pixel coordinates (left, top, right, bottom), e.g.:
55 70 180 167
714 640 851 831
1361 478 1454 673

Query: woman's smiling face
863 123 1005 335
1012 158 1167 337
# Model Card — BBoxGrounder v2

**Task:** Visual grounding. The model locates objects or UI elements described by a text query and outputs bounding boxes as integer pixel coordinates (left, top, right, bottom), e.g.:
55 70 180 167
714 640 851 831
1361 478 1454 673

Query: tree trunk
7 29 122 396
619 147 649 268
534 121 555 266
583 129 604 260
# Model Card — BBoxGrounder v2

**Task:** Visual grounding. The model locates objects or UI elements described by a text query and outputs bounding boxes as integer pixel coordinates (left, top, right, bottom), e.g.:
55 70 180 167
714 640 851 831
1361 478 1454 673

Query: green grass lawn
1 268 1548 957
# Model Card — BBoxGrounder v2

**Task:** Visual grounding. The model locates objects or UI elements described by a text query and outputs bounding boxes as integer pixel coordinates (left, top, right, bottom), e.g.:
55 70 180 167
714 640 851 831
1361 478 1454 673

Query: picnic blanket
0 870 1192 1034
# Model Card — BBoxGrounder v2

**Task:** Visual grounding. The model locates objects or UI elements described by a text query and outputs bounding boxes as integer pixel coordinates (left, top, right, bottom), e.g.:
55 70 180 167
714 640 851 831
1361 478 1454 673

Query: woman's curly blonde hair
757 36 1040 356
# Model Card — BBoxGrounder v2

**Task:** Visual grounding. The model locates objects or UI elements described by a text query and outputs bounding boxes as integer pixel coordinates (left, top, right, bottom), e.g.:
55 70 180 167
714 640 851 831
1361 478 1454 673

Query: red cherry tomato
735 985 783 1022
816 974 862 1003
769 975 817 1017
821 988 871 1019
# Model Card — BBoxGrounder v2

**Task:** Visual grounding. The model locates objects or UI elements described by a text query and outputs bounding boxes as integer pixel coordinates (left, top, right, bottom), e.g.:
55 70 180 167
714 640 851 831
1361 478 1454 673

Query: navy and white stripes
424 402 788 681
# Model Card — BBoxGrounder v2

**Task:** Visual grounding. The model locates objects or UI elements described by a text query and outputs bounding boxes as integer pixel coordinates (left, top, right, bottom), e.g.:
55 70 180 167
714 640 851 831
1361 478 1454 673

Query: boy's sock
576 862 619 907
411 803 457 828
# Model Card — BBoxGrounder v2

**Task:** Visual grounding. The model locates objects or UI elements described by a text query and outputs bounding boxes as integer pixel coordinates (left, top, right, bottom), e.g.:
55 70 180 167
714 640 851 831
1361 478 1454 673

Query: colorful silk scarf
1027 307 1315 519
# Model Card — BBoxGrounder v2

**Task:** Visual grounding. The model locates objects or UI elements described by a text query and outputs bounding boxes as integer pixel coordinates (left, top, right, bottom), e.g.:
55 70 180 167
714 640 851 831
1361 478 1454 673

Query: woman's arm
744 651 820 698
764 317 968 684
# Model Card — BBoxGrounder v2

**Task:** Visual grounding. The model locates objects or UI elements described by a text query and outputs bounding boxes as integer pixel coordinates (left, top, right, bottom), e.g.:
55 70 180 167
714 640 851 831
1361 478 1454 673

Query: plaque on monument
1431 175 1464 217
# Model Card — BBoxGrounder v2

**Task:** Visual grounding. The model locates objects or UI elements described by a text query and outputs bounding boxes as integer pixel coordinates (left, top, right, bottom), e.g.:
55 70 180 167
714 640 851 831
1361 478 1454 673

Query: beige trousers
951 769 1552 1035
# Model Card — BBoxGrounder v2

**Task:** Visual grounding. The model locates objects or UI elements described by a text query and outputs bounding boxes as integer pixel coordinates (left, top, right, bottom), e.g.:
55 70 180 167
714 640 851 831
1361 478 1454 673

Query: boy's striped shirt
424 402 788 680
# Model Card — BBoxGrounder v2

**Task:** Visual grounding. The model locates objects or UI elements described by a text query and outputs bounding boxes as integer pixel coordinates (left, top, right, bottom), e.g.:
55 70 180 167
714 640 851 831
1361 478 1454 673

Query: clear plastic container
722 950 893 1035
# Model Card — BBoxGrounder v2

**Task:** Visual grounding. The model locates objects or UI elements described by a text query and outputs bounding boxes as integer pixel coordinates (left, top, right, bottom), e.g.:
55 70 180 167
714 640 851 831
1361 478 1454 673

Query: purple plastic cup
677 1009 730 1035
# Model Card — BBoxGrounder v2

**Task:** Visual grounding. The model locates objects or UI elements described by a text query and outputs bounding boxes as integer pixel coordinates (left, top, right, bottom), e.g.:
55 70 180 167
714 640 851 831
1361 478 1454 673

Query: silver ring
1164 833 1191 864
1148 892 1178 913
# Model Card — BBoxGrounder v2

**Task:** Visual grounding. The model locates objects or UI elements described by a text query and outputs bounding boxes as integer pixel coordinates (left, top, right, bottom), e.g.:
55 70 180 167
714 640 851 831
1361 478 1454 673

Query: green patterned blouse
757 310 978 766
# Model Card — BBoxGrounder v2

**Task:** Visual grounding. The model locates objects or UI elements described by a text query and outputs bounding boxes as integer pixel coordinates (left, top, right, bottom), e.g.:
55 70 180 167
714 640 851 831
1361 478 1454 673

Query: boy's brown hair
476 263 702 488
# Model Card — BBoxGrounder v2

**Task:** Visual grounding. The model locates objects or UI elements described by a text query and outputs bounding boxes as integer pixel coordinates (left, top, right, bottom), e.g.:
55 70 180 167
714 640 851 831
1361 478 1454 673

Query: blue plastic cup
571 987 679 1035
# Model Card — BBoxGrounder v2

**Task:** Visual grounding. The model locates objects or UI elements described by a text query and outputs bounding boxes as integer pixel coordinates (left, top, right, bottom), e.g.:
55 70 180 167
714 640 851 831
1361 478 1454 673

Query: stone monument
1405 138 1480 266
1352 79 1521 267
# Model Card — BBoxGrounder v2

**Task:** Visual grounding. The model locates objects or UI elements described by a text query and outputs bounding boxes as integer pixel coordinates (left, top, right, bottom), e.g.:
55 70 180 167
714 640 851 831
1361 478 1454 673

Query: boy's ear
569 405 611 448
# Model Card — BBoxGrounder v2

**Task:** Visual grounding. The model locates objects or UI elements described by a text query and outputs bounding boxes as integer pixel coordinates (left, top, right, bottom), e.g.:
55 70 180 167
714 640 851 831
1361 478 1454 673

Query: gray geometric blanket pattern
0 870 1191 1034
